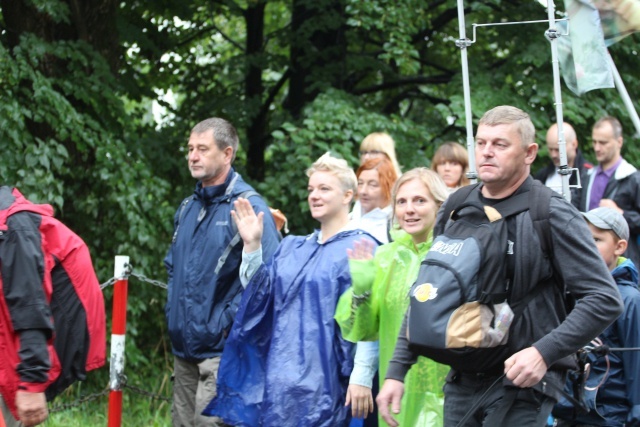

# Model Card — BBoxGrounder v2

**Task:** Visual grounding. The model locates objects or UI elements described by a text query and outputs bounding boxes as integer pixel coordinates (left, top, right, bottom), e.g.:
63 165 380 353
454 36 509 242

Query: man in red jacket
0 186 105 426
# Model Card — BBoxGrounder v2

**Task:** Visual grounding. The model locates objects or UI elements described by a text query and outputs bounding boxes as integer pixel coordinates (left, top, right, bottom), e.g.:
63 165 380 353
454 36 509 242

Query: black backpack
406 181 556 372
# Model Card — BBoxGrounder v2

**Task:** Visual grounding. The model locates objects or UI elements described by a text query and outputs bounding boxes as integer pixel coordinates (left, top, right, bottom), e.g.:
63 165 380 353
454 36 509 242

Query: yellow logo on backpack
413 283 438 302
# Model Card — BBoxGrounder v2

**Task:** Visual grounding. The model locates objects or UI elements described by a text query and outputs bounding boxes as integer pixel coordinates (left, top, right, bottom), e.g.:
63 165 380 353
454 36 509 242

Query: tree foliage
1 0 639 402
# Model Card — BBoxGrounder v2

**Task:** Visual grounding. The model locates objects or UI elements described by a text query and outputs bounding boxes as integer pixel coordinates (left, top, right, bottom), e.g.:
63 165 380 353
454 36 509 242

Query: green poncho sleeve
335 257 381 342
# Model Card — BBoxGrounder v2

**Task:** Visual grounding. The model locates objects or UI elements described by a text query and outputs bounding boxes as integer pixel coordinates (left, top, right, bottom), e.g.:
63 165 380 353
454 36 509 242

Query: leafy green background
1 0 638 423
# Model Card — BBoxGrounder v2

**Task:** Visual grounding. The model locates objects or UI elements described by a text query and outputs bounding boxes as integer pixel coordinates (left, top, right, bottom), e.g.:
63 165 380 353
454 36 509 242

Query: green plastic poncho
335 232 449 426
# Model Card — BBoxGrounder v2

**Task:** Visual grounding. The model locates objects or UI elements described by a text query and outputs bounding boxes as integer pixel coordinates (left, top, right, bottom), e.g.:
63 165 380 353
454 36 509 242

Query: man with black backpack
377 106 624 427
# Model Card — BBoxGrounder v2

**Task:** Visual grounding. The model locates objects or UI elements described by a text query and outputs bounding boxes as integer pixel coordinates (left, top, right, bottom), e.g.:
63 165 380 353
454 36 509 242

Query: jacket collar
613 159 637 180
194 168 237 204
588 158 636 180
396 229 432 254
612 257 639 289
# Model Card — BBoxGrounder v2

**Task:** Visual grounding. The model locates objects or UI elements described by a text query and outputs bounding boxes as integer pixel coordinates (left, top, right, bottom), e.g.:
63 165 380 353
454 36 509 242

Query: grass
44 371 172 426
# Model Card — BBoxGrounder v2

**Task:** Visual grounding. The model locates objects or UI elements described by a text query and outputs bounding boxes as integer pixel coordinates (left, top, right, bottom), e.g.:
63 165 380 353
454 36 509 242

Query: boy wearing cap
553 207 640 426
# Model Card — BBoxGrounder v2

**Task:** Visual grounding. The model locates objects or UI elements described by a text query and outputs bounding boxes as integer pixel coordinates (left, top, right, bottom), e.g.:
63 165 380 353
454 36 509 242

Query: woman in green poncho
335 168 451 427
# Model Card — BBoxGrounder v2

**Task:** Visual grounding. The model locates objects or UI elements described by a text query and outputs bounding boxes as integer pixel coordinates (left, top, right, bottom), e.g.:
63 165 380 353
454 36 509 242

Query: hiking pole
455 0 478 184
455 373 506 427
544 0 572 203
585 344 640 356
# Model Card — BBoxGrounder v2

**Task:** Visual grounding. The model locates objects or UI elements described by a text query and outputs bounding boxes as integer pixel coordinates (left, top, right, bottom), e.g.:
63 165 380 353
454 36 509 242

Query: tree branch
213 0 246 16
257 68 291 124
352 74 451 95
174 21 244 51
383 88 450 114
413 5 459 44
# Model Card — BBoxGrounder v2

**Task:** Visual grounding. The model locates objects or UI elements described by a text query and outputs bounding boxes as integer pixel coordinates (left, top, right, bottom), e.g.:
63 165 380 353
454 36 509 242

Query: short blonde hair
360 132 402 176
392 168 449 219
431 142 470 187
306 152 357 194
478 106 535 149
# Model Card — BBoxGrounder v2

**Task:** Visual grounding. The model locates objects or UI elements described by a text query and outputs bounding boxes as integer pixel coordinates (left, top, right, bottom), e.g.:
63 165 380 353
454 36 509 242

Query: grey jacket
387 177 624 397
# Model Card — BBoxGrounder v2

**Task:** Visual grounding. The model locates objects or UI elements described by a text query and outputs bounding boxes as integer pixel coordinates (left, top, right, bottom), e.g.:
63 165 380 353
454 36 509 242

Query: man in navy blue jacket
164 118 280 427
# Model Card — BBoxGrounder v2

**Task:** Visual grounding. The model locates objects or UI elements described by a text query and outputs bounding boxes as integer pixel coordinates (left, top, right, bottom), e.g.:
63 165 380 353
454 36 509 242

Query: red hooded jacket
0 187 105 418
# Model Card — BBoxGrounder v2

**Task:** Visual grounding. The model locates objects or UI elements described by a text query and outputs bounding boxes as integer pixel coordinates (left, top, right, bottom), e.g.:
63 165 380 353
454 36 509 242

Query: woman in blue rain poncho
204 153 378 427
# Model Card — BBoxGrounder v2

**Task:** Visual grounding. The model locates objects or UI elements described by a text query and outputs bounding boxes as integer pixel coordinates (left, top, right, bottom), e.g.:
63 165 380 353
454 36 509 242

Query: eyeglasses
359 150 383 157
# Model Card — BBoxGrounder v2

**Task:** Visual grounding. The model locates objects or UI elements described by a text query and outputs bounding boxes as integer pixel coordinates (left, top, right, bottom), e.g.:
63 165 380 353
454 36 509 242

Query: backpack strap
434 184 479 237
443 181 555 257
529 180 553 257
171 195 194 243
214 190 259 275
457 190 533 222
529 181 570 294
230 190 259 235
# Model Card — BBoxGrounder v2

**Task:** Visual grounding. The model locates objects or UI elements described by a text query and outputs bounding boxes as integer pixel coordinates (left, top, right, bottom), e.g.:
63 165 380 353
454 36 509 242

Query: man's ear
524 143 538 165
615 238 628 256
223 146 234 164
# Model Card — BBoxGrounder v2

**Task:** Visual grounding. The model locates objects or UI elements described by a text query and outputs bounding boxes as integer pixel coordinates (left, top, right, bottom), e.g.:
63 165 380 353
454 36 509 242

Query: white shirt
545 170 563 194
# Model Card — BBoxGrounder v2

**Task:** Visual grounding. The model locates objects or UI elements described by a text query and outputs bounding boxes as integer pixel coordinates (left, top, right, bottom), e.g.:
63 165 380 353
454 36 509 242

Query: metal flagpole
545 0 572 202
456 0 478 184
608 52 640 137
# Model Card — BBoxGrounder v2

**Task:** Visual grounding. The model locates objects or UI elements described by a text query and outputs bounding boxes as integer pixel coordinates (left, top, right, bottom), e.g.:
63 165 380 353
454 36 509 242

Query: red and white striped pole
107 255 130 427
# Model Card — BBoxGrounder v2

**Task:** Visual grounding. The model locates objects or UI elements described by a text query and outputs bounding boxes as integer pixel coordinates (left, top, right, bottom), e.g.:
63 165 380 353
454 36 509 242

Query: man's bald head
545 122 578 167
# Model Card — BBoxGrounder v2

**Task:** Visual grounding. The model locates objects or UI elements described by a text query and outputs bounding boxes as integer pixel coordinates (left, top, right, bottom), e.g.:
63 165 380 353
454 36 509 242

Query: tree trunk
1 0 120 71
244 1 267 181
1 0 120 150
286 0 347 118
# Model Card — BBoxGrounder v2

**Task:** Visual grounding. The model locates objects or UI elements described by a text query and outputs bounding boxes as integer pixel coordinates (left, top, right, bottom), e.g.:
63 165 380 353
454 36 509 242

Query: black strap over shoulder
435 181 558 315
438 180 556 253
436 183 539 236
530 180 573 315
529 180 553 257
434 184 478 238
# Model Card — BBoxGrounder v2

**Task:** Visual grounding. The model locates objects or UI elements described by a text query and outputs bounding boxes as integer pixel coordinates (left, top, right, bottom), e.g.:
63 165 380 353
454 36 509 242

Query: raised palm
346 238 375 260
231 197 264 253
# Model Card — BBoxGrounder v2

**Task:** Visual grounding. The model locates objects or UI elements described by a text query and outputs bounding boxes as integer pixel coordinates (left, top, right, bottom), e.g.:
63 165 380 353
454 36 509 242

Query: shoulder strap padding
215 190 260 275
434 184 478 237
438 181 555 258
437 183 534 235
171 195 194 244
529 180 553 257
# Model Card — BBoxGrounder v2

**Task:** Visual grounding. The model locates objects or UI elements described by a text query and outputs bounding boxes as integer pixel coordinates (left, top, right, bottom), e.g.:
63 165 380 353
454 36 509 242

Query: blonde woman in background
431 142 470 192
353 132 402 236
359 133 402 178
